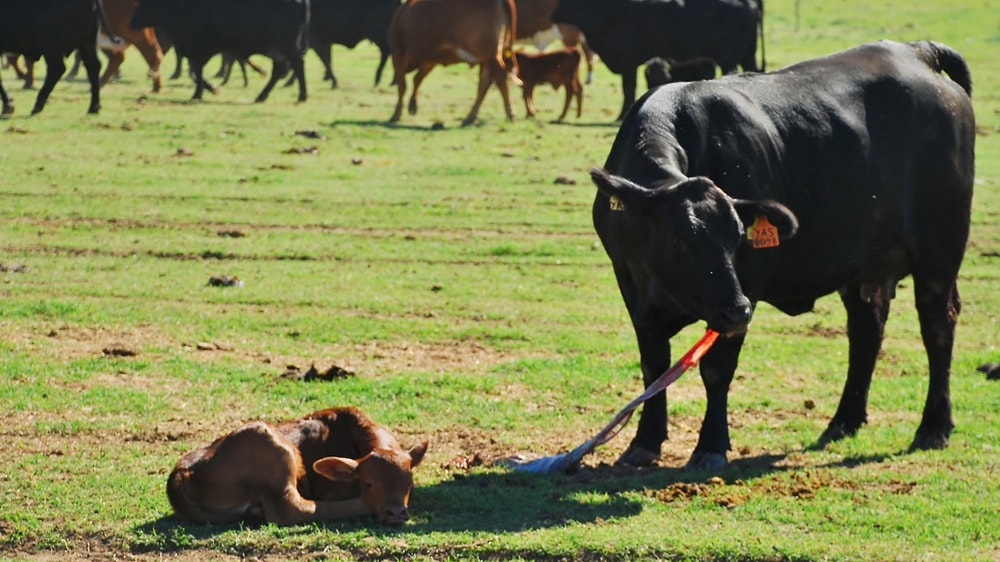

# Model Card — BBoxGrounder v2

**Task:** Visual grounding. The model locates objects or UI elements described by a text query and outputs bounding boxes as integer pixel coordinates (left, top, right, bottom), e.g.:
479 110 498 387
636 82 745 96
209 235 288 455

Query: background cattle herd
0 0 986 537
1 0 761 121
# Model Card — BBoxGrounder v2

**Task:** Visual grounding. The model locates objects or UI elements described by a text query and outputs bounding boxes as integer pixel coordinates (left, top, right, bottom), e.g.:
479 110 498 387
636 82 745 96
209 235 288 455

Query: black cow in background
590 40 973 470
0 0 116 115
307 0 401 88
552 0 763 119
643 57 716 89
130 0 310 103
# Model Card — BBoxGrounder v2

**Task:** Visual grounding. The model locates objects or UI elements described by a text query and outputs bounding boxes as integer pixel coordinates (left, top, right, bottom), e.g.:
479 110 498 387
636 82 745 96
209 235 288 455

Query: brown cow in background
98 0 164 92
167 407 428 526
388 0 520 126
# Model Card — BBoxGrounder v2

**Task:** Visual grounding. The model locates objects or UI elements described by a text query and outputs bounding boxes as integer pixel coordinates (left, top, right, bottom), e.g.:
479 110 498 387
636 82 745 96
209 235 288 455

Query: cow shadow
129 448 897 553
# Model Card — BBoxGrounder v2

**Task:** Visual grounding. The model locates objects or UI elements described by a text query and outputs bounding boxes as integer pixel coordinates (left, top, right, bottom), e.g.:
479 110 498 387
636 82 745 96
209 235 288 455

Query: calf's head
591 168 797 335
313 442 428 526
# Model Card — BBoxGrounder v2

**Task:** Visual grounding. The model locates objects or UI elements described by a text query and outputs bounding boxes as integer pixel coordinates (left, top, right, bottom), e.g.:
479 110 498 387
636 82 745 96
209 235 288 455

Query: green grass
2 0 999 560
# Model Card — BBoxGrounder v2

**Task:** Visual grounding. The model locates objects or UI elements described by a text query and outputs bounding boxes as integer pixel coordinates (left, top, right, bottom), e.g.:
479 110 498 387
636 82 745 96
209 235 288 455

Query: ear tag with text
609 196 625 211
748 215 780 249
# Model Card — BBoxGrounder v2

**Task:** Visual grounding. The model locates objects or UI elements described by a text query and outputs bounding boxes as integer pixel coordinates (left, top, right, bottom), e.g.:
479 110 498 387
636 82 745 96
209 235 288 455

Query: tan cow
514 48 582 121
167 407 428 526
388 0 520 126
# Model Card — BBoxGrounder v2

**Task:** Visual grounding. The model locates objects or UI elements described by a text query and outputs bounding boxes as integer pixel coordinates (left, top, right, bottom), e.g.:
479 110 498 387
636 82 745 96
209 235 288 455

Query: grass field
1 0 999 560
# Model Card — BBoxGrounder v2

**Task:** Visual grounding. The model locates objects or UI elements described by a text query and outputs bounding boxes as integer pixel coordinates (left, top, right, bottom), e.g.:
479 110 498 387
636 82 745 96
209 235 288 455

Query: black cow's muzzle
710 300 753 337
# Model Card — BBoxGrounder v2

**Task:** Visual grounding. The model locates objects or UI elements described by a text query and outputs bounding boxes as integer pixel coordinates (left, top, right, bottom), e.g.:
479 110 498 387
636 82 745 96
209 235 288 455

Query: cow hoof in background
614 444 659 467
684 451 727 471
2 104 13 116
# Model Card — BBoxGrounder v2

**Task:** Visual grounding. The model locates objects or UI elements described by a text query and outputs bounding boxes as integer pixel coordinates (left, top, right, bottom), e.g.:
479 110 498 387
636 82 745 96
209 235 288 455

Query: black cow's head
591 168 798 336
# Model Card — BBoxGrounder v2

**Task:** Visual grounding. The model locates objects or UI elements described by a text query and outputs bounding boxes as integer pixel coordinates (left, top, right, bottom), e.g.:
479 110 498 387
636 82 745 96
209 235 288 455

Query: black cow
0 0 115 115
590 40 974 470
129 0 310 103
643 57 716 90
551 0 762 120
307 0 400 88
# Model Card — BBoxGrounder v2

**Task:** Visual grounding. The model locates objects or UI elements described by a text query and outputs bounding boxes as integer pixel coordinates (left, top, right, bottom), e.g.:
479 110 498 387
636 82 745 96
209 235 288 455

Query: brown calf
514 48 582 121
167 407 428 526
388 0 520 126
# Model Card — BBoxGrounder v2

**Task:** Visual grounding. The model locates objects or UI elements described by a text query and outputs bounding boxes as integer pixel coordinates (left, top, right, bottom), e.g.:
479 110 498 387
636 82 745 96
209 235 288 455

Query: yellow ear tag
609 196 625 211
748 215 780 248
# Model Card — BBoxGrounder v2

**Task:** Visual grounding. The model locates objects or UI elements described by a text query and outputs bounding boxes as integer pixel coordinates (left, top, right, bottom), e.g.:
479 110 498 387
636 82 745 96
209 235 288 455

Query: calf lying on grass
167 406 428 526
514 48 583 121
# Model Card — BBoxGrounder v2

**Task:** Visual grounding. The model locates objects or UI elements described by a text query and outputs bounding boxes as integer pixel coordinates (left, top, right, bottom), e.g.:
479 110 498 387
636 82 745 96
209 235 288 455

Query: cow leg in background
188 59 216 99
21 56 37 89
688 333 746 470
462 64 495 126
521 80 537 118
0 73 12 115
407 65 434 116
30 55 67 115
288 56 307 102
133 38 164 93
911 277 960 450
255 59 287 102
373 48 390 87
80 45 102 114
316 46 338 88
616 66 638 120
100 50 127 89
816 283 891 447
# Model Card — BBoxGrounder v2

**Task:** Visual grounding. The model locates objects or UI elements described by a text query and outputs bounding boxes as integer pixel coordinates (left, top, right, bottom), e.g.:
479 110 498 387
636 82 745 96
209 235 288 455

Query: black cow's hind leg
817 282 891 447
255 59 288 103
31 54 67 115
688 333 745 470
910 277 958 451
616 67 638 121
0 73 12 115
80 45 102 114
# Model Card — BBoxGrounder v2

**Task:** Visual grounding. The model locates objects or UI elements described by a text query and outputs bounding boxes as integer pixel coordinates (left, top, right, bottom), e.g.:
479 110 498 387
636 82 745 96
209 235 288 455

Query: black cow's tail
300 0 311 54
920 41 972 97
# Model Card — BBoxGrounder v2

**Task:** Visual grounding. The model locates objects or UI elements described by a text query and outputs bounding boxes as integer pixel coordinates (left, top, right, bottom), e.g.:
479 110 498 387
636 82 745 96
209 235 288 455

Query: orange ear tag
748 216 780 249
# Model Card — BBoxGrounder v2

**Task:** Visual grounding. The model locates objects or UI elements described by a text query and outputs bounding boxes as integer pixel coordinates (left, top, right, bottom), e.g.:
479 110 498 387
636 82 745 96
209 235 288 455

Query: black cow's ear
734 199 799 242
590 168 656 214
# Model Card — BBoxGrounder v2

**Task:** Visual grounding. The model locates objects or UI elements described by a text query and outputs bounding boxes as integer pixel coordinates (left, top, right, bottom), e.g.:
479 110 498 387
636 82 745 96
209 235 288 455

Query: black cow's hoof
910 431 949 452
1 105 12 116
685 451 727 471
30 106 43 115
614 444 660 467
88 105 100 114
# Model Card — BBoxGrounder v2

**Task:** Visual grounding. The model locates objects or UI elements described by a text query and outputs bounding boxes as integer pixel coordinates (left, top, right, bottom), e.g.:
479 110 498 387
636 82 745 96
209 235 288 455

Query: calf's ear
590 168 656 215
733 199 799 241
313 457 360 481
408 441 429 469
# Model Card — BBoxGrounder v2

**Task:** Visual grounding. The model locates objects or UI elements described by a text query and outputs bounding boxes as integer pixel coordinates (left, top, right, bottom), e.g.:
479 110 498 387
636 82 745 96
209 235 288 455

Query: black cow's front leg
817 283 891 446
688 333 744 470
31 54 66 115
617 311 687 467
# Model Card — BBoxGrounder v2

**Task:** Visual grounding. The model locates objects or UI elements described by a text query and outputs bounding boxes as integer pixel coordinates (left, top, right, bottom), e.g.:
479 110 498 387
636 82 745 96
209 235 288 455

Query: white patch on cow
456 49 479 64
522 26 563 50
98 33 128 53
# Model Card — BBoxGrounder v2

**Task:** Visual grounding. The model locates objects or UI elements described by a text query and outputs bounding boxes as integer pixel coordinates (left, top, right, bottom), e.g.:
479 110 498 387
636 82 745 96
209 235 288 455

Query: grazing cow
0 0 115 115
307 0 401 88
514 48 581 121
643 57 716 89
168 406 429 526
388 0 520 126
129 0 310 103
552 0 763 119
95 0 164 92
590 40 974 470
514 0 595 84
